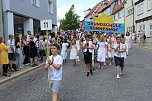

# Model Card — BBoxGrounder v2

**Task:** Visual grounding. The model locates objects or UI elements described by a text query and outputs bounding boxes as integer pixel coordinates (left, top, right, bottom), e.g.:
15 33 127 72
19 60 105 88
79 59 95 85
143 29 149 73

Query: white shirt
27 34 30 42
34 37 37 43
46 55 63 81
114 43 126 58
39 40 46 50
83 41 93 52
7 39 15 53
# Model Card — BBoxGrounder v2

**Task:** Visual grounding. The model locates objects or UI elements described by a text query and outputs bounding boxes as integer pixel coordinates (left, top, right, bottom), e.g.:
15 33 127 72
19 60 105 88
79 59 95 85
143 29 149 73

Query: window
113 15 115 20
48 0 53 13
116 0 121 5
118 12 120 19
150 24 152 36
32 0 40 7
142 24 145 31
137 2 144 15
139 25 142 31
147 0 152 11
127 6 133 16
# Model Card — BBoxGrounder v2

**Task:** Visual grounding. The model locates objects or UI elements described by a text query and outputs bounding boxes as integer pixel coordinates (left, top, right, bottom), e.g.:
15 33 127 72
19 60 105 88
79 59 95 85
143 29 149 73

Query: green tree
60 5 80 31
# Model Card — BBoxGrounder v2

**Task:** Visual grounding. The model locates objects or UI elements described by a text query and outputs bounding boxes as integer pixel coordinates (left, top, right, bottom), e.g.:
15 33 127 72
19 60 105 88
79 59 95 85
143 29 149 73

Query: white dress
108 44 114 58
125 36 131 53
70 45 77 60
97 42 106 62
76 40 80 51
61 43 68 60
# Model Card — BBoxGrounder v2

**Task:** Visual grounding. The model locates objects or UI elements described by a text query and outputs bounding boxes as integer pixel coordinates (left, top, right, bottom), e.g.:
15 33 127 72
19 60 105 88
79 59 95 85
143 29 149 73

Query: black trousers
3 64 9 74
24 54 29 64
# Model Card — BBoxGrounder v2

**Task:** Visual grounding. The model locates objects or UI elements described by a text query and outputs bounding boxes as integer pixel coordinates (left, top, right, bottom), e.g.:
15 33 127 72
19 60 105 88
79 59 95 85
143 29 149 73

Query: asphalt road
0 46 152 101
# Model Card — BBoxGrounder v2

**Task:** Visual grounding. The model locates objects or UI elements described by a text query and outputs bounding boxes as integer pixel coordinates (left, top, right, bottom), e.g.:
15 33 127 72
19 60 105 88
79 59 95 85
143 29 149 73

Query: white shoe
109 63 112 66
117 74 120 79
104 63 106 66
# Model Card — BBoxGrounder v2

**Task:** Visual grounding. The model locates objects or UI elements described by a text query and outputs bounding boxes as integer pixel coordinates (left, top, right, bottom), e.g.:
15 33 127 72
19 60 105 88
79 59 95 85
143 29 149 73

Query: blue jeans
39 50 45 61
16 48 23 68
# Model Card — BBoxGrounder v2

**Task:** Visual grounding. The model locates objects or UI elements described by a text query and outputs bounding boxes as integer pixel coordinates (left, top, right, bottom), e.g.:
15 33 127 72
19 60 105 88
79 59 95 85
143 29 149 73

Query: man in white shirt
7 34 15 71
114 36 126 79
45 44 63 101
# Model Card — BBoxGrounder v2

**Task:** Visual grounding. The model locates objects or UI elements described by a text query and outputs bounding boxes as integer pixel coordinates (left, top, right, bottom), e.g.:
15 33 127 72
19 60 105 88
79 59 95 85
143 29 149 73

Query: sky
57 0 101 21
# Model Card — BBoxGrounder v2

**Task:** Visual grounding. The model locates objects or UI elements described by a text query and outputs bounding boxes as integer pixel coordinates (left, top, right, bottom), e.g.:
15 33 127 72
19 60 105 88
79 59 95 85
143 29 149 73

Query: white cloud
57 3 84 20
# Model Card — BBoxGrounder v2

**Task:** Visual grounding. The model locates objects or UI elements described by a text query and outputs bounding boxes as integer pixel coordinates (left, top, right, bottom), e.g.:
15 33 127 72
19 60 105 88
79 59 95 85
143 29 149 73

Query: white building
112 0 125 24
2 0 57 41
135 0 152 39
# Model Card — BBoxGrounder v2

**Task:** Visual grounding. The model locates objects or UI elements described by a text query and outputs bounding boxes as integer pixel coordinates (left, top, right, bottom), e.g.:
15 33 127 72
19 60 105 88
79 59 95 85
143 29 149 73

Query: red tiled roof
98 0 113 13
84 2 101 18
112 1 124 14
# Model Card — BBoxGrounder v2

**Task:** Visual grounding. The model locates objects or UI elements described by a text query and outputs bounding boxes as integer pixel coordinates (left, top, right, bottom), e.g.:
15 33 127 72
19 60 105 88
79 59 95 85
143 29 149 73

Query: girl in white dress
61 39 68 63
76 37 81 61
70 39 77 66
97 35 107 69
107 39 114 65
125 32 131 56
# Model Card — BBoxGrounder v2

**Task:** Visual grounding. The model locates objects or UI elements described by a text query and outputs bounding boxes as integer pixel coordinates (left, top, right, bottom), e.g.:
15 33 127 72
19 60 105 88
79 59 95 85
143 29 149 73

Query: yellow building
124 0 136 34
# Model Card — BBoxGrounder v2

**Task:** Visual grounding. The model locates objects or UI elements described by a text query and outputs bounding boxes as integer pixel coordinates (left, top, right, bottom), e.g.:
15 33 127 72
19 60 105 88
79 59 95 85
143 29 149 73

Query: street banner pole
40 19 52 88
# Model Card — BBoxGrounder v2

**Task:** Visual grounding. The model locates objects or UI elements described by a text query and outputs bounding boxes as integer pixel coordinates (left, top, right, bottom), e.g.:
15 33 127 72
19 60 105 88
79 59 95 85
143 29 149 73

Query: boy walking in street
114 37 126 79
45 44 63 101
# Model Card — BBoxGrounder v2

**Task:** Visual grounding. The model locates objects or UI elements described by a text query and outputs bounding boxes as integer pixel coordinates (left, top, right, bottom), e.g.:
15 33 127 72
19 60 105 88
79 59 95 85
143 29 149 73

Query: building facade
112 0 125 24
2 0 57 40
125 0 135 33
135 0 152 39
0 0 3 36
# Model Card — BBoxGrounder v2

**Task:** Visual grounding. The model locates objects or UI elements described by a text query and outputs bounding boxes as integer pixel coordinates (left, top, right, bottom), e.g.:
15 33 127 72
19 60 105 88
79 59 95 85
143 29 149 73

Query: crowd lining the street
0 30 147 101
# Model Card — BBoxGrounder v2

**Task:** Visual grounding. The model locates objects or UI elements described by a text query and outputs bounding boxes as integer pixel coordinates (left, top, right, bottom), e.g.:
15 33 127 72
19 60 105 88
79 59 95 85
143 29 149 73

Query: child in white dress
76 37 81 61
70 39 77 66
61 39 68 63
107 39 114 65
97 35 107 69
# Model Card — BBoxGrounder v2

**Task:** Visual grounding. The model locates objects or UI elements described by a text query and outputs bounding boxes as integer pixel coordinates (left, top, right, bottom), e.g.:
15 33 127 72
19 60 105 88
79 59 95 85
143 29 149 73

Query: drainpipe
0 0 3 37
132 0 135 33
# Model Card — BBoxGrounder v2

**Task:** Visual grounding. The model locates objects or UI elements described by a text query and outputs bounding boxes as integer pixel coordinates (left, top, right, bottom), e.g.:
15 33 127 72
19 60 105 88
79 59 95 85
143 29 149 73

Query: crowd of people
0 31 65 77
0 30 147 101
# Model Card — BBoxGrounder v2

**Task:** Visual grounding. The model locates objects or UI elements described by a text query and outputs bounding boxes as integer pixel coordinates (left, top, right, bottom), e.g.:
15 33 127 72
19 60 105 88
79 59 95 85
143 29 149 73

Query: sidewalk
133 42 152 51
0 62 45 85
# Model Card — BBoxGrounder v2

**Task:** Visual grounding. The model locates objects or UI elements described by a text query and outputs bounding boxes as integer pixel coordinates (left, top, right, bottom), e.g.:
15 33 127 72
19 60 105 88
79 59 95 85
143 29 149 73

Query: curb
0 63 45 85
132 44 152 51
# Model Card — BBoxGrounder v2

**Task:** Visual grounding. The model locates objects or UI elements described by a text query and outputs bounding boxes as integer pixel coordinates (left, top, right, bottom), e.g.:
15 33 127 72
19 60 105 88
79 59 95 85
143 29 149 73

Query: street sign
40 19 52 30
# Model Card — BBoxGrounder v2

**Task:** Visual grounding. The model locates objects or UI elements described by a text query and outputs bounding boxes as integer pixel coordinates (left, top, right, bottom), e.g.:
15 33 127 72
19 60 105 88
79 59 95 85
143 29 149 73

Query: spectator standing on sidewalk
29 35 37 67
138 31 142 46
141 33 146 47
23 35 30 65
7 34 15 71
15 34 24 69
45 44 63 101
39 36 46 62
0 36 11 76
